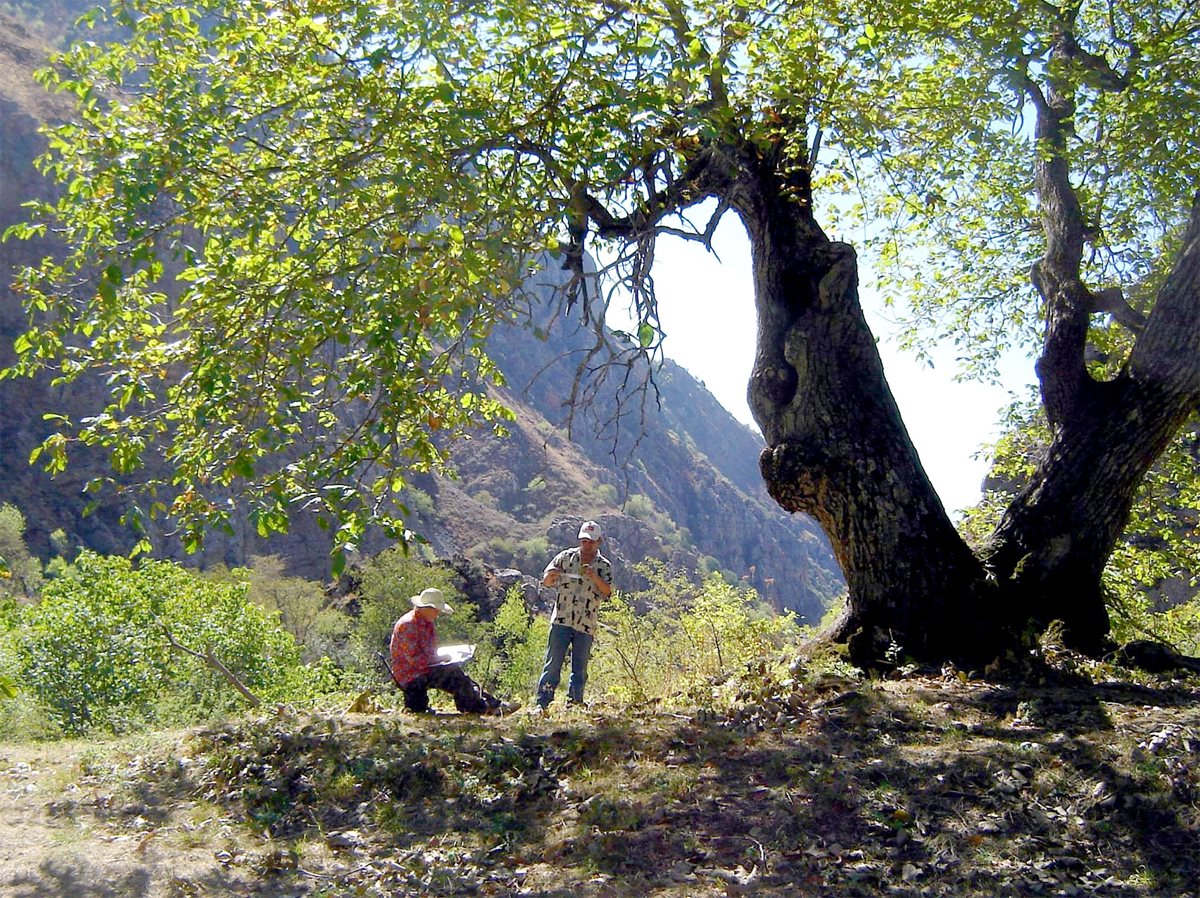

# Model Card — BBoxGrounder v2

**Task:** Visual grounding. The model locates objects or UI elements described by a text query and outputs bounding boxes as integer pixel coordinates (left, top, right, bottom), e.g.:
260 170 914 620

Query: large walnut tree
8 0 1198 663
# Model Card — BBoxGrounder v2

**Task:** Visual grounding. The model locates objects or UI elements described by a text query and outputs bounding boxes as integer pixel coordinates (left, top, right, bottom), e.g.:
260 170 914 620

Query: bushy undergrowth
13 552 308 734
3 503 1195 744
476 588 552 698
0 533 817 738
586 563 807 708
205 555 350 666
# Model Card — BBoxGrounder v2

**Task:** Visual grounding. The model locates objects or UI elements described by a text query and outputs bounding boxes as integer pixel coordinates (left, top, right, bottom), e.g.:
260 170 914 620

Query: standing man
389 587 508 715
536 520 613 710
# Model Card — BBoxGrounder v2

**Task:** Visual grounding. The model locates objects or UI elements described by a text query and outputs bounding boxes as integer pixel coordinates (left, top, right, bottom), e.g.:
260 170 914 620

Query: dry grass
1 665 1198 897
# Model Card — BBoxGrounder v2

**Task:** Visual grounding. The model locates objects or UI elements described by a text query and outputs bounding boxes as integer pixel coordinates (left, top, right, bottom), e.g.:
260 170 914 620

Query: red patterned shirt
389 610 437 685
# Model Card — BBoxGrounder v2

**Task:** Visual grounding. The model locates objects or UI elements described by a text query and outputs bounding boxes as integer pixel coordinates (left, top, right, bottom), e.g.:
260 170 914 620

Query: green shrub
406 487 437 519
239 555 350 665
479 536 549 577
472 588 549 698
592 483 619 506
0 503 42 600
17 551 303 734
589 563 804 707
622 493 658 523
0 691 63 742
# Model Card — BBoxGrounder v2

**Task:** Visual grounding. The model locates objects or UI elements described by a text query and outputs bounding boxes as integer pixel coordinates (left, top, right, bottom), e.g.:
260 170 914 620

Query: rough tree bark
984 194 1200 653
728 142 1005 666
980 24 1200 654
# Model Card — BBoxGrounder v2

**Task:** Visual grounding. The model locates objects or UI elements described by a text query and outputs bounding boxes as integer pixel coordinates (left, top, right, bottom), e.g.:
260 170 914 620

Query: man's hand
543 568 562 587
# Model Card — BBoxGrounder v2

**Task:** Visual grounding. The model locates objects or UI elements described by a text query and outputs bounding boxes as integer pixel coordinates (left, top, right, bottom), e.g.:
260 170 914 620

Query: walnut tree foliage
4 0 1198 658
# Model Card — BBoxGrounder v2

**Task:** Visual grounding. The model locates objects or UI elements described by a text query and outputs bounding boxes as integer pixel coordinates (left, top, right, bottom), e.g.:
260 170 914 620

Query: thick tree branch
1091 286 1146 334
1054 26 1136 91
584 147 735 240
1024 9 1143 423
1023 39 1096 426
1128 192 1200 396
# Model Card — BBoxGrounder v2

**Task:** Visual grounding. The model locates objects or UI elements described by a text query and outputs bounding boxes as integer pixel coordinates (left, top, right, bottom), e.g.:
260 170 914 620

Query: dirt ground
0 735 297 898
1 670 1198 898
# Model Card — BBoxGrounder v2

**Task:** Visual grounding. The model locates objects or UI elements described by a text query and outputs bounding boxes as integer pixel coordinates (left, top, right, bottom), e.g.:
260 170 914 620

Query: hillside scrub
203 555 351 666
0 544 820 738
0 503 42 600
3 537 1199 739
11 552 309 734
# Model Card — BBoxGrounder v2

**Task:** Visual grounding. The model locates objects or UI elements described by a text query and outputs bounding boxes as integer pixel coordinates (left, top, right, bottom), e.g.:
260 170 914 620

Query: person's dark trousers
401 665 499 714
536 623 594 707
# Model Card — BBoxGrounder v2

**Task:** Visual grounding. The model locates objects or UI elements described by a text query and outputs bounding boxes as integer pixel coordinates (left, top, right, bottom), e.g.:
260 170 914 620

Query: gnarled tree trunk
729 150 1005 666
731 126 1199 666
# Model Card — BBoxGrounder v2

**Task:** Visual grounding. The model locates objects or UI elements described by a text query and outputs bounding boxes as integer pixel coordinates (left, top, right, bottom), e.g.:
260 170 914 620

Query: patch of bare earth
0 735 301 898
1 670 1197 897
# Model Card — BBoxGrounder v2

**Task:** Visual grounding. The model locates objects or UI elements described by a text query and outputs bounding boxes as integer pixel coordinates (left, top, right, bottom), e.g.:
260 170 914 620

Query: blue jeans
536 624 594 707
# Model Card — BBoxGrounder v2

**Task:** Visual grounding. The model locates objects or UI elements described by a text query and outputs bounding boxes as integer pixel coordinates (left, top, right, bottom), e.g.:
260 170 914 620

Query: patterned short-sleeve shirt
544 547 612 636
389 610 438 686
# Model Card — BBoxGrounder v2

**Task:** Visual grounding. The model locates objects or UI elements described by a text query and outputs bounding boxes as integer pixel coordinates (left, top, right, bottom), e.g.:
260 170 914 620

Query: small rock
326 829 364 850
668 860 695 883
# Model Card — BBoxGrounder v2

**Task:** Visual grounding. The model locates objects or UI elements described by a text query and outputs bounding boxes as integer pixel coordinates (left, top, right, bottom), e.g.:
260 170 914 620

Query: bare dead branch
159 621 263 708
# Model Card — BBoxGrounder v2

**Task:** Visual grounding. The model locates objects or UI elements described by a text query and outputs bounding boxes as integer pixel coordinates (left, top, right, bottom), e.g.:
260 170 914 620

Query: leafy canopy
6 0 1197 561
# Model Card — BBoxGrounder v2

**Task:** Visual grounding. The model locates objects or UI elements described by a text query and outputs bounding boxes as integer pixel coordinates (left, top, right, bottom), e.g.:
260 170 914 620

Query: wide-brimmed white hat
410 587 454 615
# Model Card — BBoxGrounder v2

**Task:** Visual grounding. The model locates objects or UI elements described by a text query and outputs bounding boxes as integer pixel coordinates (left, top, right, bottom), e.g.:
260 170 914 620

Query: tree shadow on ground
2 858 151 898
520 678 1198 896
89 677 1199 897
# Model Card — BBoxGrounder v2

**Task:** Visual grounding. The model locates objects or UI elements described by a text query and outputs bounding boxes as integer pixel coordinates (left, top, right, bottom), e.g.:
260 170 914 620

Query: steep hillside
473 272 841 617
0 5 843 619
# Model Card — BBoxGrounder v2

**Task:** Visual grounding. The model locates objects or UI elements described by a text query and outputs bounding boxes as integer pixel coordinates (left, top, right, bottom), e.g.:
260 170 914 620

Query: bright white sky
643 219 1035 517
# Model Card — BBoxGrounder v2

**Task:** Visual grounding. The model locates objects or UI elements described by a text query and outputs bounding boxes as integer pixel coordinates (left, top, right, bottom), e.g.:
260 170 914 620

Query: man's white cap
410 587 454 615
578 520 602 541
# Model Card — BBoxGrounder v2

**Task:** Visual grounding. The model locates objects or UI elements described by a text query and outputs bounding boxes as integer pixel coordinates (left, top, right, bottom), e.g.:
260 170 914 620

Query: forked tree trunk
736 142 1199 665
984 194 1200 653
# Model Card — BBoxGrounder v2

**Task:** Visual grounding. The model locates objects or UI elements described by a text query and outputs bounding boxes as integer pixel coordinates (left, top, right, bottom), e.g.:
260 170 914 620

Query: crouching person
389 587 510 715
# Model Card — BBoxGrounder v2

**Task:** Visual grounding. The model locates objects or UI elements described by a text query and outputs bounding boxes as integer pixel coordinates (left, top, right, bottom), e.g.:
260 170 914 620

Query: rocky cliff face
0 9 134 558
0 7 844 621
468 270 843 618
